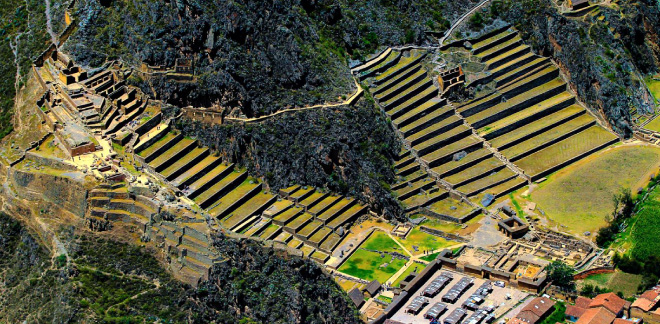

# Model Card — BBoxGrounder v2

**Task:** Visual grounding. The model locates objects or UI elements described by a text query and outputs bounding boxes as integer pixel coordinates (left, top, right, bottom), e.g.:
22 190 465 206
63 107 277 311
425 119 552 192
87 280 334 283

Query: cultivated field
337 231 409 283
531 144 660 235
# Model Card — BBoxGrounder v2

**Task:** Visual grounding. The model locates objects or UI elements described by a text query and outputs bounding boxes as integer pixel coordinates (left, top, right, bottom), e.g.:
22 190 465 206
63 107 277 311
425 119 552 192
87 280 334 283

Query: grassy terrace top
361 51 399 75
172 156 221 186
137 131 178 157
457 168 516 194
266 199 294 215
317 197 355 221
484 45 529 66
375 68 426 98
475 34 522 58
479 92 574 136
373 51 424 83
274 206 303 224
298 191 326 207
209 178 261 216
327 204 365 228
394 99 447 125
387 86 438 116
290 187 314 200
402 188 446 208
421 135 482 161
192 170 244 204
221 192 274 229
489 105 585 148
471 30 513 50
410 122 468 150
287 212 313 230
399 107 455 134
308 195 341 214
427 197 475 218
431 148 491 176
465 78 565 124
501 113 596 159
444 157 504 185
394 177 433 197
161 147 207 177
457 65 557 114
280 185 300 196
515 125 617 176
187 163 232 192
149 138 196 167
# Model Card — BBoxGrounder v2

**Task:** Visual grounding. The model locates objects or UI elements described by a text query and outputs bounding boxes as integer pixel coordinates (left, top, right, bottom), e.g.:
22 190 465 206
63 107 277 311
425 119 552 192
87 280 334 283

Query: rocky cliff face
65 0 475 117
492 0 660 137
176 98 403 218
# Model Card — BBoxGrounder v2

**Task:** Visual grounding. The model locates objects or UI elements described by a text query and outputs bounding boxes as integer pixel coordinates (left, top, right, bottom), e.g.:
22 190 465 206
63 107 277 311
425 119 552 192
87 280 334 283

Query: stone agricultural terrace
360 27 618 218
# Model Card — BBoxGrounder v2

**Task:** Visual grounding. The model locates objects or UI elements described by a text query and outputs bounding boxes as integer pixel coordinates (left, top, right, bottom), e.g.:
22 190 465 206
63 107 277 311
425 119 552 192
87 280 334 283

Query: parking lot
390 270 529 323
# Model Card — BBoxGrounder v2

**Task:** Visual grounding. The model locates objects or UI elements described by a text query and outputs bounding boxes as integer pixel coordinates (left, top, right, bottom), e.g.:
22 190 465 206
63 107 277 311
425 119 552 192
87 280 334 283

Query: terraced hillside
364 28 619 216
129 122 368 263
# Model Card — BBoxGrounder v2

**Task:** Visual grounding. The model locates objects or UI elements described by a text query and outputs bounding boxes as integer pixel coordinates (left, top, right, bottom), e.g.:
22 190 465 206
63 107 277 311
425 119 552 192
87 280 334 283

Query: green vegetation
532 145 660 235
420 251 441 262
392 262 427 287
361 231 405 254
579 271 643 298
396 227 454 254
645 76 660 104
545 260 575 290
338 249 407 283
539 302 566 324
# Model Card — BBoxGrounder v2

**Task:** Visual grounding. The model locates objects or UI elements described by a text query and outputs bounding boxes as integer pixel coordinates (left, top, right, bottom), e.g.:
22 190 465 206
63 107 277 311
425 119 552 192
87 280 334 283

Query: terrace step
456 168 518 196
319 233 342 254
401 188 448 213
393 99 448 129
373 51 426 86
409 121 469 151
431 148 493 178
470 52 538 87
502 113 598 162
161 147 209 181
193 171 246 208
459 65 560 117
420 135 484 169
443 157 506 188
327 204 367 229
298 191 329 210
149 138 197 173
394 177 436 201
172 156 223 189
514 125 618 179
400 107 457 137
221 192 276 231
494 58 550 87
316 197 357 224
186 163 234 199
480 92 576 140
381 78 433 109
466 79 568 129
358 51 401 80
386 86 439 120
485 45 530 70
142 132 183 163
307 195 343 216
209 180 262 219
490 105 586 150
375 69 427 102
258 224 282 241
472 31 517 55
273 206 304 226
476 34 522 62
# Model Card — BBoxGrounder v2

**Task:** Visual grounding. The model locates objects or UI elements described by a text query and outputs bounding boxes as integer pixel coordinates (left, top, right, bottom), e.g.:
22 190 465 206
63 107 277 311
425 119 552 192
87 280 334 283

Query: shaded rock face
176 99 403 219
9 169 88 217
493 0 660 137
65 0 474 117
192 235 362 324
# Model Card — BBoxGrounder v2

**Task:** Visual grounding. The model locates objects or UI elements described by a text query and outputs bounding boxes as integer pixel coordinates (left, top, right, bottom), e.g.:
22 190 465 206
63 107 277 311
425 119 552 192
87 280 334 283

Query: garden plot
337 231 409 283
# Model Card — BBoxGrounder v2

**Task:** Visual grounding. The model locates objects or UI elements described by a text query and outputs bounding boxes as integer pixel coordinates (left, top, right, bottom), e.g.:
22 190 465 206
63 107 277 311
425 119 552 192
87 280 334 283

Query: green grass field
337 249 407 283
645 76 660 104
531 145 660 235
578 270 643 298
361 231 406 254
629 188 660 260
392 262 428 287
396 227 454 254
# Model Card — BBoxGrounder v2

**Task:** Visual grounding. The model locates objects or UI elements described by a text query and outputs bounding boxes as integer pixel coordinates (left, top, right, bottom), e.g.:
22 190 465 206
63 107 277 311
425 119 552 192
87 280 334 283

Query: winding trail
9 35 25 131
44 0 58 45
439 0 494 45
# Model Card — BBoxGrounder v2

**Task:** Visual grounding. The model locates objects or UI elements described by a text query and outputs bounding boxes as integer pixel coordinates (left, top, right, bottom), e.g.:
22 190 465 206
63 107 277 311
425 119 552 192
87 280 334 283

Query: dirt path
44 0 59 45
439 0 494 45
9 35 25 132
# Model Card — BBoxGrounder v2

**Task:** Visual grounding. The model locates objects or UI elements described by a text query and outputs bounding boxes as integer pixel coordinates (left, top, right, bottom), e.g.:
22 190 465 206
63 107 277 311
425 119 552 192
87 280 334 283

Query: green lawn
579 270 643 298
337 249 407 283
531 145 660 235
645 76 660 104
630 188 660 261
392 262 427 287
361 231 405 254
396 227 454 255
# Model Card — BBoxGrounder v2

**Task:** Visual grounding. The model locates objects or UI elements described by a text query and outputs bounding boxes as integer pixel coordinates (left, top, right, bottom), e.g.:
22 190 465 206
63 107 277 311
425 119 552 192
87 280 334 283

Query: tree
546 260 575 290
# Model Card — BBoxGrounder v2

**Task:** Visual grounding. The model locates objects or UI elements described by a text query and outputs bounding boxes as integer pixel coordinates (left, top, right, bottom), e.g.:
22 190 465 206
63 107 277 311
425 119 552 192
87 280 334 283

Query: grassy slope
531 144 660 235
629 188 660 260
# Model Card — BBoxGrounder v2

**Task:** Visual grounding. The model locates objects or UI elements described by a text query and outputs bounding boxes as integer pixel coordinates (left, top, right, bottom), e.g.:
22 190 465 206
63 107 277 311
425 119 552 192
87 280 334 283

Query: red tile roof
576 307 616 324
514 297 556 324
576 296 594 309
589 293 628 315
566 305 588 318
612 319 635 324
